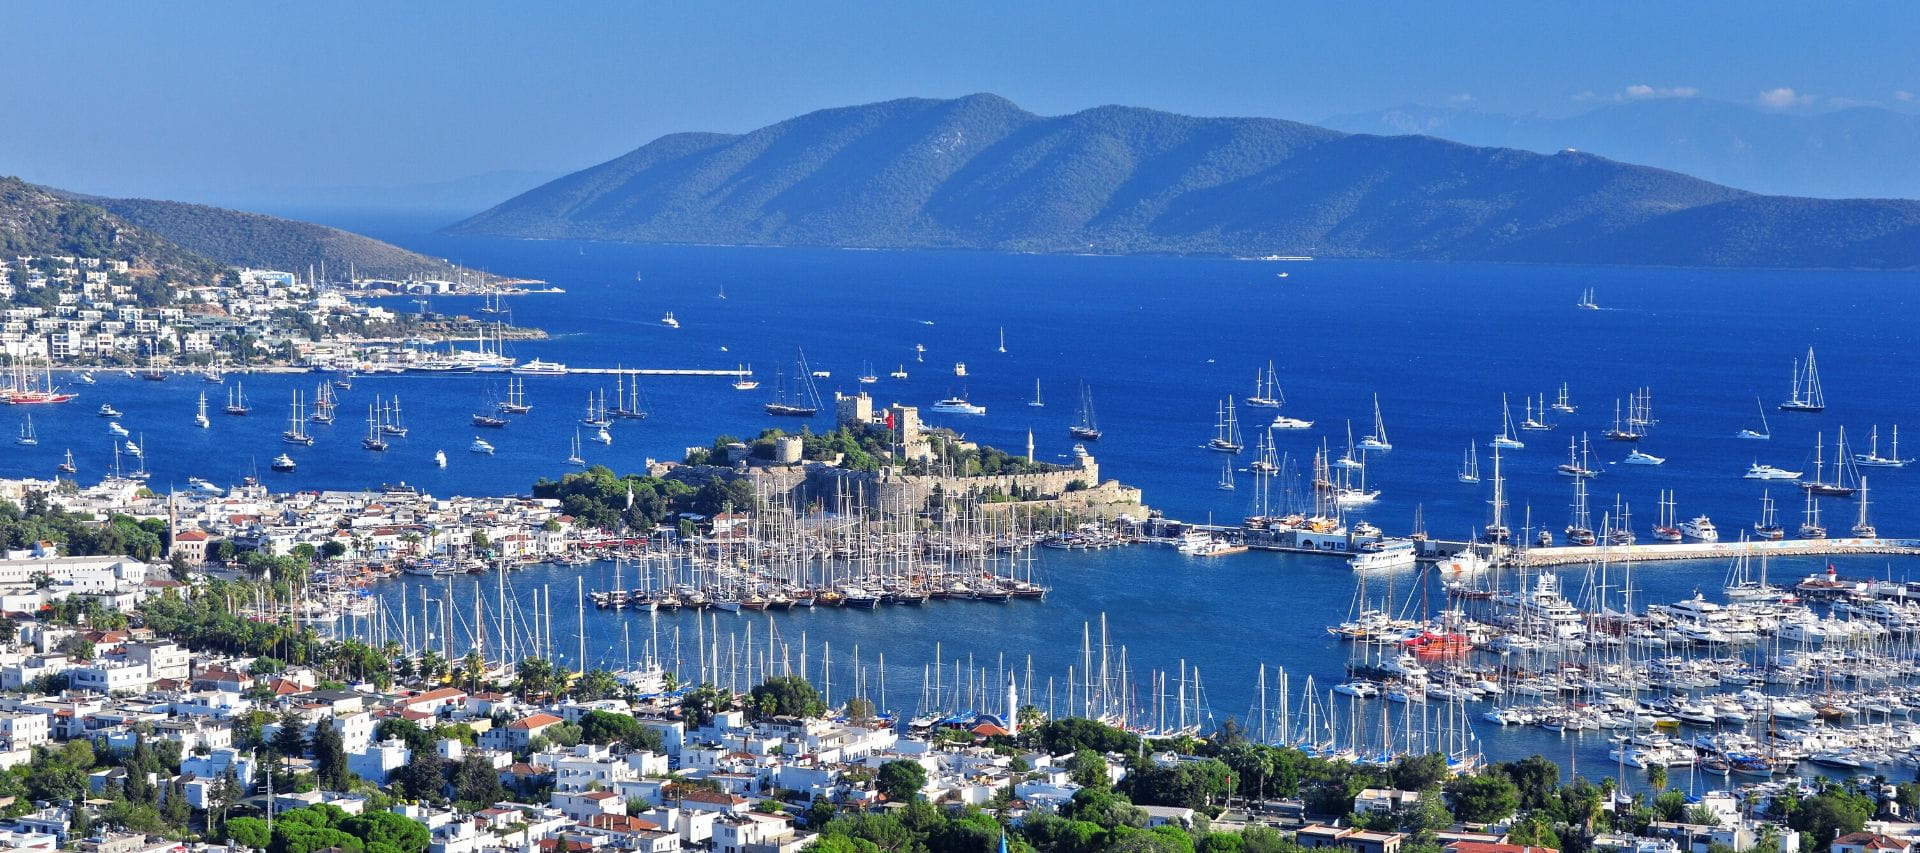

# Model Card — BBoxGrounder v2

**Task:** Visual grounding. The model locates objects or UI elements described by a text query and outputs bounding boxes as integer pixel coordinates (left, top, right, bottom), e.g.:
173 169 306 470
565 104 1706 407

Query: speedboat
188 477 224 495
469 437 495 454
270 453 296 472
97 404 121 418
930 397 986 415
592 426 613 445
107 421 129 436
124 440 142 457
77 372 95 385
434 450 447 467
1271 415 1313 429
1623 450 1665 465
1745 462 1801 480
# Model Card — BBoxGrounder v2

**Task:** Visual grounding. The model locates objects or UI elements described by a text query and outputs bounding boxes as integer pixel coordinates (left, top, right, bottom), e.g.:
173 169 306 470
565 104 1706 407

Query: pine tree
311 719 351 791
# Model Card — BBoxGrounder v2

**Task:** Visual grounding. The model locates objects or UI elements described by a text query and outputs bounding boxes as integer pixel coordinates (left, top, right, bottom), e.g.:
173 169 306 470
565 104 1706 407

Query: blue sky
4 1 1915 205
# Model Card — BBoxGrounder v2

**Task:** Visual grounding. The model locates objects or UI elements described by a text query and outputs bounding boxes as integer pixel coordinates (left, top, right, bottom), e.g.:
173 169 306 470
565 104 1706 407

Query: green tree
452 751 506 808
227 816 271 849
311 719 351 790
748 675 827 720
1444 771 1520 823
1388 753 1451 792
580 710 643 746
876 759 928 802
1068 748 1109 789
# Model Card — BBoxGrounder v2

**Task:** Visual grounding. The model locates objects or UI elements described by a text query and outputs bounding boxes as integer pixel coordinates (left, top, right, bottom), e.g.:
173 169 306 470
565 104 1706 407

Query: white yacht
1356 394 1391 451
1623 449 1665 465
1678 515 1720 542
930 397 986 415
469 437 495 454
434 450 447 468
511 359 568 375
107 421 129 436
15 415 36 447
1271 414 1314 430
1744 462 1801 480
953 362 967 377
593 425 613 445
270 453 297 472
187 477 224 495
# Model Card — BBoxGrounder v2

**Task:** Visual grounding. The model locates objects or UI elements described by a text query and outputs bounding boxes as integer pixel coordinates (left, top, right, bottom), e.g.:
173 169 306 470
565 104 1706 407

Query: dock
1512 536 1920 567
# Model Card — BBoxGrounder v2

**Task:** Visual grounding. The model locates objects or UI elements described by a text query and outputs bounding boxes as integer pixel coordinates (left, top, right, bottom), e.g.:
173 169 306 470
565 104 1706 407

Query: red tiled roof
508 712 563 730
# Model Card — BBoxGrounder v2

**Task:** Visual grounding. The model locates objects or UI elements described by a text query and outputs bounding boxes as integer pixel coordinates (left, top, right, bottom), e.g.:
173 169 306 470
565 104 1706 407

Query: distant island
446 94 1920 269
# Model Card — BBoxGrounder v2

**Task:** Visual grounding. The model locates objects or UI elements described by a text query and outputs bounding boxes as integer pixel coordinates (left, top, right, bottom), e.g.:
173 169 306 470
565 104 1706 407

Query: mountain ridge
446 95 1920 269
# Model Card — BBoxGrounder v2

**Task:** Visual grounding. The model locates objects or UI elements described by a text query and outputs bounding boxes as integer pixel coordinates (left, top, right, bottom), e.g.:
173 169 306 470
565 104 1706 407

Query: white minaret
1006 670 1020 734
1026 429 1034 463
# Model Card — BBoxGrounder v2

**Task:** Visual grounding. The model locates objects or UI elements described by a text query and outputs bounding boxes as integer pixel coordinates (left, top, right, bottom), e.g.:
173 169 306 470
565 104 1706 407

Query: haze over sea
8 219 1919 771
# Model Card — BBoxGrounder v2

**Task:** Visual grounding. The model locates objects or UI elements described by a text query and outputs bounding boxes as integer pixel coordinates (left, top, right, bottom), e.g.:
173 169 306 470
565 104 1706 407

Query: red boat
1400 630 1471 655
7 391 77 404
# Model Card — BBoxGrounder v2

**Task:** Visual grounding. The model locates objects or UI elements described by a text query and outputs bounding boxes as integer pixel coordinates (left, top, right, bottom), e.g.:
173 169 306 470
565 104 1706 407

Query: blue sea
8 217 1920 775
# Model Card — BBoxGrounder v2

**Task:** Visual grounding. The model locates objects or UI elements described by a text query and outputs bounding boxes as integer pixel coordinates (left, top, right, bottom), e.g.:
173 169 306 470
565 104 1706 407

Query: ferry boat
1349 538 1417 572
1744 462 1800 480
930 396 986 415
660 311 679 328
469 436 496 454
510 358 568 376
1679 514 1720 542
1623 449 1665 465
270 453 297 472
1779 347 1826 412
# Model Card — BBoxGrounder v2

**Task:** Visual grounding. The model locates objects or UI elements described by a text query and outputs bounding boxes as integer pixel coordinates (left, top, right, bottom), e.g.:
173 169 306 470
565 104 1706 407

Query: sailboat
472 385 509 427
1576 287 1600 310
857 362 879 384
1799 489 1826 539
889 364 908 379
1028 379 1044 408
610 371 647 419
1779 347 1826 412
381 395 409 436
1753 491 1784 540
579 389 613 427
1356 394 1391 451
567 430 587 466
1519 393 1555 431
57 449 76 475
997 327 1007 354
1491 394 1524 449
282 391 315 445
361 404 389 451
1797 430 1859 496
731 364 759 391
1557 434 1599 478
1207 397 1244 453
1246 361 1283 408
1070 382 1102 440
15 414 36 446
765 350 824 416
1217 458 1236 491
224 382 250 415
1854 425 1909 468
1736 397 1771 440
497 377 532 414
660 311 679 328
1852 476 1877 538
434 449 447 467
1603 398 1642 442
1457 442 1480 484
1651 490 1684 541
1550 382 1576 413
310 383 336 424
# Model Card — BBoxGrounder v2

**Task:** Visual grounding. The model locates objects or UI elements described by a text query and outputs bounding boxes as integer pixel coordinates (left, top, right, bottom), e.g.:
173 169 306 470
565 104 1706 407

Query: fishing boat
270 453 297 472
224 383 250 416
1576 287 1600 310
1780 348 1826 412
1737 397 1771 440
1246 361 1283 408
433 450 446 467
1491 393 1525 449
889 365 908 379
1557 434 1599 478
97 403 120 418
764 351 824 416
1028 379 1044 408
731 364 759 391
510 358 568 376
107 420 128 436
1356 394 1391 451
1623 449 1665 466
361 404 389 452
469 436 495 454
1206 397 1244 453
1744 462 1801 480
953 362 967 377
1457 442 1481 483
1797 430 1859 496
567 431 587 466
1854 425 1909 468
660 311 679 328
1550 382 1576 413
930 395 986 415
15 414 36 446
282 391 315 445
497 377 532 414
57 449 76 475
1747 492 1786 540
1070 382 1102 440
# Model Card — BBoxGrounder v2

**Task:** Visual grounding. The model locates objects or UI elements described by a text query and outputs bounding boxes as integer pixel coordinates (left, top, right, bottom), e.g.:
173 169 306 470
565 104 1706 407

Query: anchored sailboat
567 430 587 466
1736 396 1771 440
194 392 210 429
1356 394 1391 451
1854 425 1910 468
1457 442 1480 484
1028 379 1044 408
764 349 824 417
1491 394 1525 449
1070 382 1102 440
1207 397 1244 453
1780 347 1826 412
1247 361 1283 408
282 391 315 445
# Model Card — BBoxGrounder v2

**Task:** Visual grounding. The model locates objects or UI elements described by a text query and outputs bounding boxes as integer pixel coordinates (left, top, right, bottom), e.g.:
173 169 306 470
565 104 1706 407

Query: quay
1513 536 1920 567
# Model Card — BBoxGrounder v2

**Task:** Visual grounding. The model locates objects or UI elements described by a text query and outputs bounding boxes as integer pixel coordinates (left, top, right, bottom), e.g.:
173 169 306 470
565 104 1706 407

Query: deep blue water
6 223 1919 774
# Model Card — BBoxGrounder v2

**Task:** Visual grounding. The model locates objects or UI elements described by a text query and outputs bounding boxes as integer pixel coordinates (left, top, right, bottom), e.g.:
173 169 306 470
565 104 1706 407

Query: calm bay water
7 220 1919 772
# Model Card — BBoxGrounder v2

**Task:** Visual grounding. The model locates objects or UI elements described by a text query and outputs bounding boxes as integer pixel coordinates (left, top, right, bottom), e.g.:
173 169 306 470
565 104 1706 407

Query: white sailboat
1853 476 1877 538
1550 382 1576 413
1028 379 1044 408
1519 393 1555 431
731 364 759 391
997 327 1006 354
1356 394 1391 451
282 391 314 445
1217 458 1236 491
1206 397 1244 453
1490 393 1525 449
1780 347 1826 412
1576 287 1600 310
567 431 587 466
1457 442 1480 483
194 391 210 429
15 414 36 447
889 364 909 379
1854 425 1910 468
1736 396 1771 440
1246 361 1283 408
857 362 879 384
